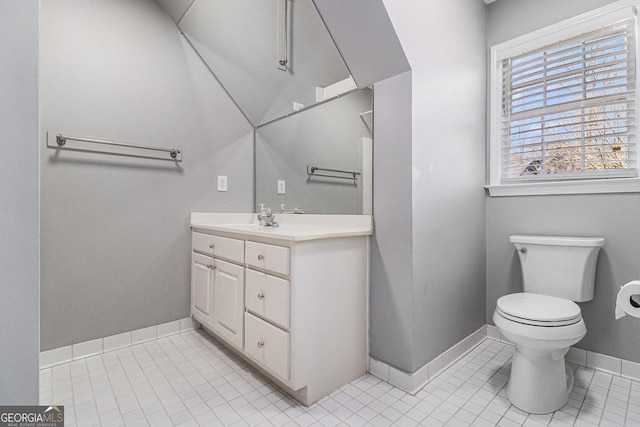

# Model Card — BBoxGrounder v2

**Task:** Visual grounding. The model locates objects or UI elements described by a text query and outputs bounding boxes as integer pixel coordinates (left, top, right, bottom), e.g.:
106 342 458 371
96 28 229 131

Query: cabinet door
191 252 214 328
212 259 245 349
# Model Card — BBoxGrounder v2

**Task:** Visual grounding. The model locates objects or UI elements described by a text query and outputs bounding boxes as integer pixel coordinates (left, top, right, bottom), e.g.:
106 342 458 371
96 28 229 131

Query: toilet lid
496 293 582 326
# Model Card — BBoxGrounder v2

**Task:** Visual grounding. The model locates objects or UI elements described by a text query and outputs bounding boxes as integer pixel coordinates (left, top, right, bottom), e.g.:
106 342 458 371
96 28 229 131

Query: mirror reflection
179 0 354 126
255 88 372 215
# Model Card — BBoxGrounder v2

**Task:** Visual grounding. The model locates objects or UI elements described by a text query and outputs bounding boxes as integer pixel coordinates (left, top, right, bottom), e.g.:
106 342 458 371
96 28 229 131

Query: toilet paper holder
615 280 640 319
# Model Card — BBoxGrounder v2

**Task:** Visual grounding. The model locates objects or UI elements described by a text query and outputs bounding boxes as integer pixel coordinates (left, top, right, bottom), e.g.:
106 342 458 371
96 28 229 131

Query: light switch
217 176 228 192
277 180 285 194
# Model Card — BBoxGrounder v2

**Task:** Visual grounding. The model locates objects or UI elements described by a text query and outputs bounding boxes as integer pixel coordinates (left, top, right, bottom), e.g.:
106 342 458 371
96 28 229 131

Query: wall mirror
179 0 354 126
255 88 372 215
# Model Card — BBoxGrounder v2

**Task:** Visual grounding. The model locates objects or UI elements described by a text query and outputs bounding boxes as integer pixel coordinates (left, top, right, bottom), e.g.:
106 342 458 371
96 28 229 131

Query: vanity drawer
192 232 244 264
245 269 290 329
244 312 290 380
245 241 290 275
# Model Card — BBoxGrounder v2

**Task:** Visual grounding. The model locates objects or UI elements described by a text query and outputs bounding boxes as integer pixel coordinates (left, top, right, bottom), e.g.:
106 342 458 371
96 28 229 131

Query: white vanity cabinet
191 232 245 349
190 214 371 406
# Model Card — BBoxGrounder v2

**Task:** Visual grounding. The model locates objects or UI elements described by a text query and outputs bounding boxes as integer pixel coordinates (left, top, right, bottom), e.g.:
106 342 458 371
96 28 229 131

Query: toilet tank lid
510 235 605 247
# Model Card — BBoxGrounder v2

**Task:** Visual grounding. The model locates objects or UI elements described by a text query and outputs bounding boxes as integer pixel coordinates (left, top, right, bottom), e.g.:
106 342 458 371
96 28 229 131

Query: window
488 0 640 196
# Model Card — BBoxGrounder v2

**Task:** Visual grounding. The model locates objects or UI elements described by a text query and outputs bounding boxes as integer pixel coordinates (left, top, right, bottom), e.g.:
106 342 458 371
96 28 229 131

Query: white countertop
191 212 373 241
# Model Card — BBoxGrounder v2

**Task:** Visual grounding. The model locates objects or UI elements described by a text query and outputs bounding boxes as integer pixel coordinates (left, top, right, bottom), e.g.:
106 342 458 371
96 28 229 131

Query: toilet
493 235 604 414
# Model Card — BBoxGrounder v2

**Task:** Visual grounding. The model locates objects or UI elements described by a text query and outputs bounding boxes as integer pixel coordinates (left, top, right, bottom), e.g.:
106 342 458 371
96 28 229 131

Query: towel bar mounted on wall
47 132 182 161
306 165 361 180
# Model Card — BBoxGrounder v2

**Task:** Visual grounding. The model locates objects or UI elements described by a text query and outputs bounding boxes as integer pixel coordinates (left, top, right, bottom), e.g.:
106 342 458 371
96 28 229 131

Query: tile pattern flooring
40 329 640 426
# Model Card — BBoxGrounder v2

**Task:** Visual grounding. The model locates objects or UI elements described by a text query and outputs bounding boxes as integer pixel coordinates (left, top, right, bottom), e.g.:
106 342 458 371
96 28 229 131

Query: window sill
485 177 640 197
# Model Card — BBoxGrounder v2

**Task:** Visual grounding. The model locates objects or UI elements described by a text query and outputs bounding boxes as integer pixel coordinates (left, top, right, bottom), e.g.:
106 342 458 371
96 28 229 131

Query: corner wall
370 71 415 370
486 0 640 363
39 0 253 350
376 0 488 373
0 0 40 404
401 0 488 371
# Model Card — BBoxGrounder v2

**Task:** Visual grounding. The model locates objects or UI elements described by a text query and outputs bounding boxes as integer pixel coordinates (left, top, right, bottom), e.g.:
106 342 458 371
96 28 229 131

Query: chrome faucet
257 204 279 227
280 204 304 214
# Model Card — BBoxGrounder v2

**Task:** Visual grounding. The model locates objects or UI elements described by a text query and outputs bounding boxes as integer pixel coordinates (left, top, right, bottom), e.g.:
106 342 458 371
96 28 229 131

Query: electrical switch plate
217 176 228 192
277 180 285 194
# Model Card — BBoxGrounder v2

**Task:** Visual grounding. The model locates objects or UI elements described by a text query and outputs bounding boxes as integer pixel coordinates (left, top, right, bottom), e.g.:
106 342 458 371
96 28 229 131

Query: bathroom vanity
190 213 372 405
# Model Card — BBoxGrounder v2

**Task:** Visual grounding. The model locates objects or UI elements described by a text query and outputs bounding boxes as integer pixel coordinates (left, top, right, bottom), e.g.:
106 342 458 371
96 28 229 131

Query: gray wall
401 0 488 370
0 0 40 404
486 0 640 363
368 0 488 374
255 89 372 214
40 0 253 350
370 71 415 370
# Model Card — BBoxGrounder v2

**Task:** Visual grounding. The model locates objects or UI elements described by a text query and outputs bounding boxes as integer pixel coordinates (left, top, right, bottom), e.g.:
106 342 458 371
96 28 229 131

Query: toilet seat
496 293 582 327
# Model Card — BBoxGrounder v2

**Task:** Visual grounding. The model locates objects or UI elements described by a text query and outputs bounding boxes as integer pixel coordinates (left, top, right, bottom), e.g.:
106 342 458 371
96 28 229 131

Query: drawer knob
257 292 265 300
257 254 265 261
257 340 264 348
209 243 215 249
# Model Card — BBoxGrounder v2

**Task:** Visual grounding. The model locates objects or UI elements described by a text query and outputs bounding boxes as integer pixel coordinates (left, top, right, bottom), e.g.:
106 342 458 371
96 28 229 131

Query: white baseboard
486 324 640 382
371 324 640 394
39 317 201 368
42 319 640 388
369 325 487 394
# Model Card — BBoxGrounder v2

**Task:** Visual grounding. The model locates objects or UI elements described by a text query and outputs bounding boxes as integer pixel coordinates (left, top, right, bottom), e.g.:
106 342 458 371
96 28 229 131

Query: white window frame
487 0 640 197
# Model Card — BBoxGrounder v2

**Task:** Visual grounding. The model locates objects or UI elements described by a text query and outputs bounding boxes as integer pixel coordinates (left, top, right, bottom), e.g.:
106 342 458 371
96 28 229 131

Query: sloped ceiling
155 0 193 23
312 0 410 88
157 0 410 94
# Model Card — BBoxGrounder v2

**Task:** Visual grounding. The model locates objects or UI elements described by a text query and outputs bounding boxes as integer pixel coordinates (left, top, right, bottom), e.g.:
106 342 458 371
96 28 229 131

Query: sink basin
190 213 373 241
222 224 263 232
222 223 321 234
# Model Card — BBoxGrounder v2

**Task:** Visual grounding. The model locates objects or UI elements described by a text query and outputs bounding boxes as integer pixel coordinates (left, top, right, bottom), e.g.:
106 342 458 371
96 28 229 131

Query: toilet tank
510 235 605 302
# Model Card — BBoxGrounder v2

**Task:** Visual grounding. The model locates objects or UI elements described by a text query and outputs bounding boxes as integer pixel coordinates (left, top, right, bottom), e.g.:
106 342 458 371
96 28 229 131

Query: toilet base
506 346 573 414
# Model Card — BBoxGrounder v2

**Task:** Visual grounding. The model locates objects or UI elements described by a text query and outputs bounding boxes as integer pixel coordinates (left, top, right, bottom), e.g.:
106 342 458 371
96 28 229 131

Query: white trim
369 326 487 394
623 359 640 380
486 176 640 196
486 324 640 381
488 0 640 196
373 324 640 394
492 1 637 61
39 317 201 368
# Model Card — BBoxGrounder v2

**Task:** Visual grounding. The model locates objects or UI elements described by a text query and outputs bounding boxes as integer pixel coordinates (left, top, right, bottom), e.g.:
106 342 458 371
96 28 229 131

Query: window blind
501 18 637 182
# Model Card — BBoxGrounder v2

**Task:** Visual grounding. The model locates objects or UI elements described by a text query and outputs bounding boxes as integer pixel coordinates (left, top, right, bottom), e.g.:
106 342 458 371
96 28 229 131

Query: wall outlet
217 176 227 192
293 102 304 111
277 180 285 194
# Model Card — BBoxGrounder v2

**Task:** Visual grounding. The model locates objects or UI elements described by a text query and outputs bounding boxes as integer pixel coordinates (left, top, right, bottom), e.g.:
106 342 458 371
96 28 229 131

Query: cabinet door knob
257 292 265 300
209 243 215 249
207 264 214 269
257 340 264 348
257 254 265 261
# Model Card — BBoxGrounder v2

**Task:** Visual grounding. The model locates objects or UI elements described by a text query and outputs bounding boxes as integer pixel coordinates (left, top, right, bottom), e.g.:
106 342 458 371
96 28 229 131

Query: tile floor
40 329 640 426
